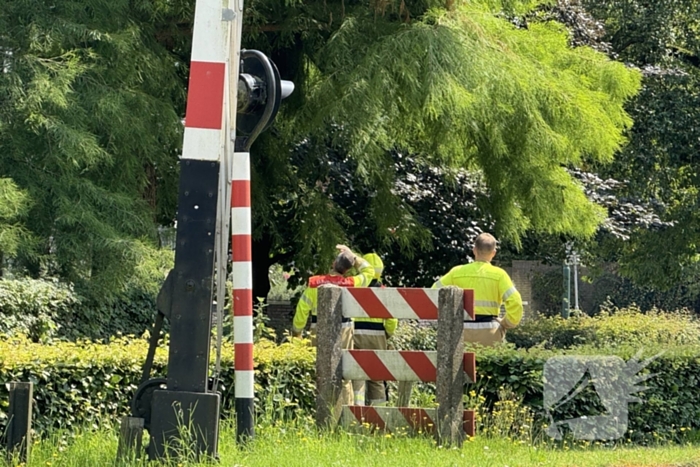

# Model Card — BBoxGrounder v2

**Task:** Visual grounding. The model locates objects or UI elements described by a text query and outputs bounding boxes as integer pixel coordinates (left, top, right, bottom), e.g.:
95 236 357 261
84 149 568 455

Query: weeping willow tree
243 0 641 295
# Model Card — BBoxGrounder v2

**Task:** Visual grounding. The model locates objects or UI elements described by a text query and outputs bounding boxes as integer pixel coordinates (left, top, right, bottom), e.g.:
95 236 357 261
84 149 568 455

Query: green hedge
1 335 699 444
392 308 700 351
507 307 700 349
0 336 315 435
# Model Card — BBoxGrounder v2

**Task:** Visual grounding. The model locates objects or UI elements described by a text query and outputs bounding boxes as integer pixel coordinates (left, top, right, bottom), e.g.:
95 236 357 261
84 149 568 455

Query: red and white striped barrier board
342 350 476 384
341 288 475 321
341 406 476 438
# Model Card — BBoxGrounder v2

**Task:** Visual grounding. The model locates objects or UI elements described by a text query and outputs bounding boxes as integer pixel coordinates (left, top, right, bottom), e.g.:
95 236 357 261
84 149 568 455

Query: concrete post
396 381 413 407
315 285 344 429
6 382 33 464
436 287 465 447
116 416 144 461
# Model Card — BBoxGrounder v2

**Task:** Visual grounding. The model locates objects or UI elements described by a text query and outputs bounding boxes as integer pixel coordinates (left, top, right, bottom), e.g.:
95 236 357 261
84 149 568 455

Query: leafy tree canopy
569 0 700 289
243 0 641 294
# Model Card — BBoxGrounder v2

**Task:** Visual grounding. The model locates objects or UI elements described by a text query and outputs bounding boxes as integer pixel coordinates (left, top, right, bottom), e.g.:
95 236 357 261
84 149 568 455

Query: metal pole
146 0 228 459
562 261 570 319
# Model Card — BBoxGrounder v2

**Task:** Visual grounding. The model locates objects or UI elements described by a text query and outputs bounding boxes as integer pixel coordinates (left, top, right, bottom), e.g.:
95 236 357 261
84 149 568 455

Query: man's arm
499 274 523 329
384 318 398 337
336 244 374 287
292 288 314 336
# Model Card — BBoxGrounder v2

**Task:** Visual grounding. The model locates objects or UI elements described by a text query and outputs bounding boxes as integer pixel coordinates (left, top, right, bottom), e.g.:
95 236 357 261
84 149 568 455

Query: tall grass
3 420 699 467
3 392 699 467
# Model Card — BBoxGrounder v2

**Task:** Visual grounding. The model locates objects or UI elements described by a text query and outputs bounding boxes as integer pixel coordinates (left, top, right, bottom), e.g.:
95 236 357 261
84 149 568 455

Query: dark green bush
0 278 78 341
0 336 315 435
59 287 158 341
479 344 700 444
0 278 159 341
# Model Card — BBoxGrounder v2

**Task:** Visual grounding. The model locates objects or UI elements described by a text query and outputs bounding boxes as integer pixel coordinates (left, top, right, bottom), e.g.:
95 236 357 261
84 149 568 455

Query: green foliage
582 0 700 65
472 344 700 444
301 2 640 243
0 278 78 341
3 316 700 445
390 321 438 351
0 336 316 435
244 0 643 296
568 1 700 290
0 0 184 299
0 257 172 341
601 68 700 289
0 178 33 257
392 307 700 352
508 307 700 349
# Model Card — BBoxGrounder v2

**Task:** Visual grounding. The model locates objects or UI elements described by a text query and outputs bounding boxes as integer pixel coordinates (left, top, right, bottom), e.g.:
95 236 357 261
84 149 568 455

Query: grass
3 422 700 467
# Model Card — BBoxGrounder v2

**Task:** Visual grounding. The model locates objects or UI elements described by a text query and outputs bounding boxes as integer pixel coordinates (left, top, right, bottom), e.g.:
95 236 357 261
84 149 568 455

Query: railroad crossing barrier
315 285 476 446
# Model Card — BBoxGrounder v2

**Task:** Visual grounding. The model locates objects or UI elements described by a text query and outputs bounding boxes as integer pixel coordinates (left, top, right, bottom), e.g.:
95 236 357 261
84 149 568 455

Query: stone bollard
116 416 144 461
315 285 344 429
436 287 465 447
6 382 33 464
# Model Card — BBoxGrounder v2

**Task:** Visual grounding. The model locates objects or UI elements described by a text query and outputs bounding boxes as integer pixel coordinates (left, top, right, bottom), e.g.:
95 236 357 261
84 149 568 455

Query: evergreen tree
0 178 32 269
0 0 186 298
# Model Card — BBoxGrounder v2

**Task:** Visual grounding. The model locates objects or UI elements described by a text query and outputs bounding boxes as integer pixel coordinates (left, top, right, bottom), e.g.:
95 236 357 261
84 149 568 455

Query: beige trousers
352 331 388 405
462 320 506 346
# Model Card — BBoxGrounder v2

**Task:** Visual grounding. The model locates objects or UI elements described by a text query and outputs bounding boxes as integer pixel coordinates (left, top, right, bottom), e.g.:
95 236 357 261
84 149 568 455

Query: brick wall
504 260 562 321
266 301 295 341
507 260 604 317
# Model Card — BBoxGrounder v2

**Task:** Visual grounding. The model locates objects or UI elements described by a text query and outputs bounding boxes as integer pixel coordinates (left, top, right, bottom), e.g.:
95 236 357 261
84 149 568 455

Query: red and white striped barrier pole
342 406 476 438
342 288 475 320
231 149 254 440
168 0 227 391
342 350 476 383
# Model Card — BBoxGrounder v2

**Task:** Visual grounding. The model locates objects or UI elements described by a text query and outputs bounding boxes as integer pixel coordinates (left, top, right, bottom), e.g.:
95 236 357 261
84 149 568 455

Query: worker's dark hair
333 251 354 275
474 233 497 253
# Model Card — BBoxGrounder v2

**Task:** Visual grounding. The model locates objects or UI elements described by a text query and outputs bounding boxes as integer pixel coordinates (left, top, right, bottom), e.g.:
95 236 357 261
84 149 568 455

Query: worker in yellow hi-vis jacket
352 253 398 406
291 245 373 407
433 232 523 346
291 245 374 347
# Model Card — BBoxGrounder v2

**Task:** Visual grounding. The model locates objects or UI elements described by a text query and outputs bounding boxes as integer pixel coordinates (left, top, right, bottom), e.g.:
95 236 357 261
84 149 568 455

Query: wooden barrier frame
316 285 475 447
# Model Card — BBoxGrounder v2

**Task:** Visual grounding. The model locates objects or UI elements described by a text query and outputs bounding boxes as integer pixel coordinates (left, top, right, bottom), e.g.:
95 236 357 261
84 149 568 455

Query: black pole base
147 390 220 461
235 397 255 443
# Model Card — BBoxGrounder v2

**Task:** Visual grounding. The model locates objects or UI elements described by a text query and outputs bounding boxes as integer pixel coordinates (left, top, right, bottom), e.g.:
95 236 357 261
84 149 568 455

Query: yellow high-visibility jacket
292 259 374 333
432 261 523 329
